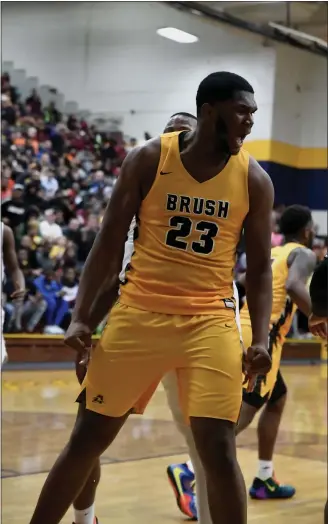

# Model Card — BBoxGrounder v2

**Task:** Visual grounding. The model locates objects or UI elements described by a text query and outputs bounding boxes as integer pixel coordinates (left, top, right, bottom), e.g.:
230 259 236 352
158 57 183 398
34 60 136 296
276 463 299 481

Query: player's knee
191 417 237 477
267 392 287 414
69 413 119 457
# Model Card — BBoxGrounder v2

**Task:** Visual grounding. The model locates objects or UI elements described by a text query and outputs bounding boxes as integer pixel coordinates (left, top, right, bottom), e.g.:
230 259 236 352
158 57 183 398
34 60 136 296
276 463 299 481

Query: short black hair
196 72 254 114
170 112 197 120
279 205 312 237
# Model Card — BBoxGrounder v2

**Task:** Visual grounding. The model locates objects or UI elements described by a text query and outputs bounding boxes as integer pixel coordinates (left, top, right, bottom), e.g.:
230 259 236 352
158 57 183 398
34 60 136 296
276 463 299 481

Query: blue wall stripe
259 162 328 210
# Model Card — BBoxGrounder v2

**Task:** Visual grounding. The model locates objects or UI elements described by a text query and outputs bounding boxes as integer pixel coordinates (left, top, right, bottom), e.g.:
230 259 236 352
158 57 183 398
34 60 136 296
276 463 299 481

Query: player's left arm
286 248 317 317
244 157 274 349
3 224 25 302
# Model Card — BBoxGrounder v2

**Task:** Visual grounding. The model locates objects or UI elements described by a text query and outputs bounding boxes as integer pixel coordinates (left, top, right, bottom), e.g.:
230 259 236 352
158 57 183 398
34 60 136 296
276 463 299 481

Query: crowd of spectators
1 72 133 334
2 73 327 336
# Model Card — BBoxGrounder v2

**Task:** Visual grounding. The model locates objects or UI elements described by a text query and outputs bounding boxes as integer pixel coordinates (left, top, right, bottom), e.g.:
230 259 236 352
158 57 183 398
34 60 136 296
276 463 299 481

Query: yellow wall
244 140 327 169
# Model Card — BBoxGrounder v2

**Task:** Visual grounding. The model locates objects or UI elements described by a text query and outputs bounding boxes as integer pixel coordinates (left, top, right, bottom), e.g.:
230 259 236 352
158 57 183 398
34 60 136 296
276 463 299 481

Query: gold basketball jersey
120 132 250 315
240 242 304 338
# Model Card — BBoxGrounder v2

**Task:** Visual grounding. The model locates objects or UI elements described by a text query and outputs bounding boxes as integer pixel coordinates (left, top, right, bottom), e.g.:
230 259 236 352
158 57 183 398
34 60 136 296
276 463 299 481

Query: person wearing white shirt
39 209 63 240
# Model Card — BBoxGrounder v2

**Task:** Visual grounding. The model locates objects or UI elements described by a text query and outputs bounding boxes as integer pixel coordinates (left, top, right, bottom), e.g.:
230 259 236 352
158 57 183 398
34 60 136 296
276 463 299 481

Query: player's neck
284 236 303 246
184 129 230 166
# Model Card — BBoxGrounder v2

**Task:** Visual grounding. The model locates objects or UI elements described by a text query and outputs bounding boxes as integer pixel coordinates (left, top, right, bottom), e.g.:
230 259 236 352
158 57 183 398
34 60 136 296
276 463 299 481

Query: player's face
164 116 196 133
207 91 257 155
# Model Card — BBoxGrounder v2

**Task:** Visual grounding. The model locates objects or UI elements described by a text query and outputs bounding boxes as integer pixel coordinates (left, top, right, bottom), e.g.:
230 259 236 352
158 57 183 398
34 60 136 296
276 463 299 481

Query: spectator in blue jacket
33 269 68 333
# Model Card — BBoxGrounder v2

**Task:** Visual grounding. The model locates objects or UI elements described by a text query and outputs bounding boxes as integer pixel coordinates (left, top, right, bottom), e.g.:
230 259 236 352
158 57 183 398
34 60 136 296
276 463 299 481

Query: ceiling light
156 27 198 44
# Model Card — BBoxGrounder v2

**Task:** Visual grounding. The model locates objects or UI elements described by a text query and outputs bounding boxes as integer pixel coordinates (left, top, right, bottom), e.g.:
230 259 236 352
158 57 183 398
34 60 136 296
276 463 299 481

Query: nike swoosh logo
160 171 172 175
172 467 185 493
225 324 233 328
264 481 276 492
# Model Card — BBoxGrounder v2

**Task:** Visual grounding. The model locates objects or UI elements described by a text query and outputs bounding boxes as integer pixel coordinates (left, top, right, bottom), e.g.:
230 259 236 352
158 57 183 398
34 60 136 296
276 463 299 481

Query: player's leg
236 376 271 436
30 405 128 524
72 361 100 524
68 398 101 524
257 370 287 463
73 461 101 524
29 303 173 524
163 372 211 523
249 371 295 499
180 314 246 524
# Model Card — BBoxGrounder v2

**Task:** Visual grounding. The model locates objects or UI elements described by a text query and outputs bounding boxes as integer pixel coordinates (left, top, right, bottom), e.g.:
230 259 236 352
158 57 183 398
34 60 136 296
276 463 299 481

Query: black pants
243 370 287 409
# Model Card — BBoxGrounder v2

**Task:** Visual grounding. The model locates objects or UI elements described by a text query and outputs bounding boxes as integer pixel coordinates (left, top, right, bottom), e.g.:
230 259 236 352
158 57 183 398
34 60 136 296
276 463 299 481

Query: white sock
186 460 194 473
74 504 95 524
258 460 273 481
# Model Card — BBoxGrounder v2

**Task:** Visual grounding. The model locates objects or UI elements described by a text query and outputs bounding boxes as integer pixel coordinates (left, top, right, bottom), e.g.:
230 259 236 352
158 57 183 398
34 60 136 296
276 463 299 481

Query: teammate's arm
3 224 25 301
244 158 274 349
286 248 316 317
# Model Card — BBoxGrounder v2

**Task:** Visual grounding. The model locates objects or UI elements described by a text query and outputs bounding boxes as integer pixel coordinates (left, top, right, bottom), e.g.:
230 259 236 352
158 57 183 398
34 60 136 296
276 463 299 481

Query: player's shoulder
125 137 161 165
120 138 162 199
248 156 272 185
247 156 274 208
287 245 316 267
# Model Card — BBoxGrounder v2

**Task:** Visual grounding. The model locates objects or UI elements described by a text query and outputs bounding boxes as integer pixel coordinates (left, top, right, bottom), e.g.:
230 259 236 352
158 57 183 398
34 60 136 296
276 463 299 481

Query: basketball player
1 222 25 365
236 205 317 499
29 72 274 524
71 112 199 524
170 205 318 519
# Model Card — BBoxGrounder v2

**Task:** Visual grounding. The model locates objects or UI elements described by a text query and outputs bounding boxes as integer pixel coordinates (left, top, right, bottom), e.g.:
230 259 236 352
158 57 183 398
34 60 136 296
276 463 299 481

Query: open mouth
235 135 246 147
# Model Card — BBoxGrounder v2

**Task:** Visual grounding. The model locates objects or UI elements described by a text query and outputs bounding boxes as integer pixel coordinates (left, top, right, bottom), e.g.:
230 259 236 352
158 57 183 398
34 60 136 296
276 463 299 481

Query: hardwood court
2 364 327 523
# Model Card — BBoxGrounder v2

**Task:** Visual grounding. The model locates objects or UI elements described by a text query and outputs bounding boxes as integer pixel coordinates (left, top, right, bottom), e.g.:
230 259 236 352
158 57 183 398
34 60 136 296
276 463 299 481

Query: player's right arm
285 248 316 317
65 139 160 353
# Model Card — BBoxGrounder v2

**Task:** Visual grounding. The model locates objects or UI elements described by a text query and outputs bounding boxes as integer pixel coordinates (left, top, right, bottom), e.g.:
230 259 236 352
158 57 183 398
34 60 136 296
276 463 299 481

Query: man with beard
29 72 273 524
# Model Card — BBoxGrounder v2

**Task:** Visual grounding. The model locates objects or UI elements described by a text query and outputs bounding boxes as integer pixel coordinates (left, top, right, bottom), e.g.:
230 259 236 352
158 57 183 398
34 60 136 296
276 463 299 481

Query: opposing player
237 205 316 499
29 72 274 524
1 222 25 365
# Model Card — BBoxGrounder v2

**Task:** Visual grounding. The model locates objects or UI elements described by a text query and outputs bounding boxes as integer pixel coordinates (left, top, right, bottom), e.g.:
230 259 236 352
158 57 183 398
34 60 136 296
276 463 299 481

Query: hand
308 314 328 339
64 320 93 371
243 344 272 392
10 287 26 304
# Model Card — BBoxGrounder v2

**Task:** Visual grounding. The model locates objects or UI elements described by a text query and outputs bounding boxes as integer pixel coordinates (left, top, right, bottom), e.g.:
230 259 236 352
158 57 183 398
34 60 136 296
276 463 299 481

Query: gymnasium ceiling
198 1 327 41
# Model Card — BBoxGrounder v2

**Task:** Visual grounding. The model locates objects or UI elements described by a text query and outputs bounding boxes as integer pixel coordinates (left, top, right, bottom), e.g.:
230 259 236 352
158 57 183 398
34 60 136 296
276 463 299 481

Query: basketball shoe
249 476 296 499
167 463 197 520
